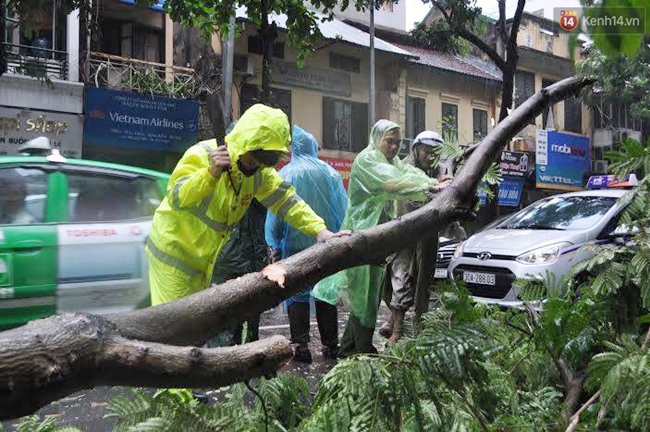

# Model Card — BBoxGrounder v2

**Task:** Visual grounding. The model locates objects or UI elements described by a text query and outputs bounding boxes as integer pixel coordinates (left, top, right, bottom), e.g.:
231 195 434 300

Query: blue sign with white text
83 87 198 152
119 0 165 11
535 130 590 191
497 176 524 207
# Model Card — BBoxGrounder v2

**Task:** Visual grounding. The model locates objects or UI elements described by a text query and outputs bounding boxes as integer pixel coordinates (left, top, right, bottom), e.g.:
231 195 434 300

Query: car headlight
515 242 572 265
453 242 465 259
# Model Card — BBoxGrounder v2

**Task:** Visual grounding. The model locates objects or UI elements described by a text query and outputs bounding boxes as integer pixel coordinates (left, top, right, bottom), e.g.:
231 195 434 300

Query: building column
66 9 80 82
398 68 407 131
165 14 174 83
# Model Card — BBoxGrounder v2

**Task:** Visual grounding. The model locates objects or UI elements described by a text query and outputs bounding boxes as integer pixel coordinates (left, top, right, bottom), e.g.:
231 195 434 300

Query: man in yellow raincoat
313 119 451 357
147 103 347 306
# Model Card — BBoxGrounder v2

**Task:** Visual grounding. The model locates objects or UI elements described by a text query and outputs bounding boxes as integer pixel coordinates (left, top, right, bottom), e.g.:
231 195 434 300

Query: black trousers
287 300 338 348
338 313 377 358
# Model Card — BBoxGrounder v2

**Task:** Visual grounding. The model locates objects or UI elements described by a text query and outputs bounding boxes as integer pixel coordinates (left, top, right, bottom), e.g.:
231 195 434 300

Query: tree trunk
0 77 594 421
259 0 277 104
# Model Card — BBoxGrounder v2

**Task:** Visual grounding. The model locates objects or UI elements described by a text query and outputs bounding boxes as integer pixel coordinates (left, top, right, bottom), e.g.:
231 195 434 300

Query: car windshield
497 196 618 231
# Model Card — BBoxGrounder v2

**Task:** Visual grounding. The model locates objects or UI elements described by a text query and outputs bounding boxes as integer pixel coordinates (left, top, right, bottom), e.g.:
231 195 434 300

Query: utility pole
369 1 375 127
223 13 236 125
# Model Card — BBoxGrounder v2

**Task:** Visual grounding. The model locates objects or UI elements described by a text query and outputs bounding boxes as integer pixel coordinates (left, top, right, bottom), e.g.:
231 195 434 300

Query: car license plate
434 268 448 279
462 271 496 286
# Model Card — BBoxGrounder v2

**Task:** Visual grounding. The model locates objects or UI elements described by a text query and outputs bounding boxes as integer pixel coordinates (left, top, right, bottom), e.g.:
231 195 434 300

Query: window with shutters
564 96 583 133
322 97 368 152
241 84 292 121
542 79 556 129
406 97 426 139
329 52 361 73
441 103 458 142
515 70 536 125
473 109 488 141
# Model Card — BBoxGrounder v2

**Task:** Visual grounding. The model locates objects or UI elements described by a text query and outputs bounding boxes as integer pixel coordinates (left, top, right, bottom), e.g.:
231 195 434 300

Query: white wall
308 0 407 32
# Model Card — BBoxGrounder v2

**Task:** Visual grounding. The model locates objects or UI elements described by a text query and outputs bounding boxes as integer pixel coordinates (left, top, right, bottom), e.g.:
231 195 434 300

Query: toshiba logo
550 144 586 157
67 229 118 237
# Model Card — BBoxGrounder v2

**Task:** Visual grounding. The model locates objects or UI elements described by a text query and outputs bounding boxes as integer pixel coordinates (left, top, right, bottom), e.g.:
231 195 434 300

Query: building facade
1 0 84 157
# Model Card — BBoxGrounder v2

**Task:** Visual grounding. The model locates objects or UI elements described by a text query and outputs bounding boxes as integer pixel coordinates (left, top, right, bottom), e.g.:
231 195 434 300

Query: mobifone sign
536 130 590 191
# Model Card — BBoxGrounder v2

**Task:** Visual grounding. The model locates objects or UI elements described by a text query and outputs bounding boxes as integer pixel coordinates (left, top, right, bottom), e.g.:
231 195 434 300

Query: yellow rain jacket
147 104 327 305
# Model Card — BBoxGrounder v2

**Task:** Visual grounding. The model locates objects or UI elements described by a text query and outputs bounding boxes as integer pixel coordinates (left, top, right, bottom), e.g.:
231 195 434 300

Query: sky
405 0 583 31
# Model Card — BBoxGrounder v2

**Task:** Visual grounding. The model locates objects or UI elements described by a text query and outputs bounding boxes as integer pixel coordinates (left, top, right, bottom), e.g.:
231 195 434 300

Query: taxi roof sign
587 174 639 189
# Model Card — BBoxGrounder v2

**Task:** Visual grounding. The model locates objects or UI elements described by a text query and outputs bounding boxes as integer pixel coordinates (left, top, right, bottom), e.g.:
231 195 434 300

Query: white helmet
413 130 444 148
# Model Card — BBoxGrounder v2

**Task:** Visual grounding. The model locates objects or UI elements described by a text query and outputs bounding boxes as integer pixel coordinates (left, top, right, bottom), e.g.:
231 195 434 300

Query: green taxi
0 139 169 329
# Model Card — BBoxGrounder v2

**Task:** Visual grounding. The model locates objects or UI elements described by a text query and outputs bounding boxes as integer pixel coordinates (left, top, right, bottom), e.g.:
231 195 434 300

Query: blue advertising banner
497 176 525 207
535 130 590 191
119 0 165 11
83 87 198 152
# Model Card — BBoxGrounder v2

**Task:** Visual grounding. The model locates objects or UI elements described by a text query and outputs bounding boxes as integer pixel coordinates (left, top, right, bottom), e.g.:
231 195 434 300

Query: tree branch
497 0 509 45
430 0 505 70
0 313 292 420
508 0 527 53
565 389 602 432
0 76 595 421
457 28 506 71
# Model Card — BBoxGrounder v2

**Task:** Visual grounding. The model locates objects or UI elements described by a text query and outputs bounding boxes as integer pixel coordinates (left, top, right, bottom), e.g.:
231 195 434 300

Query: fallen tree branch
0 76 595 420
0 313 292 420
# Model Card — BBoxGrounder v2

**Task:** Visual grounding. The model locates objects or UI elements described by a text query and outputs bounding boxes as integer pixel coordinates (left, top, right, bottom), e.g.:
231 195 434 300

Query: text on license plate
434 268 448 279
462 271 496 286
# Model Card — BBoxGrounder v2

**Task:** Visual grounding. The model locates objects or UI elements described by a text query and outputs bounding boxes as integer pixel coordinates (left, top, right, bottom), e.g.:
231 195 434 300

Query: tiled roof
393 43 503 82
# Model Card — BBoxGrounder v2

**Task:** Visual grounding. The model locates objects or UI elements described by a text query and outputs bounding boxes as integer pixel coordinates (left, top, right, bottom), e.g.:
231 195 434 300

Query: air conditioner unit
234 55 254 77
591 160 609 174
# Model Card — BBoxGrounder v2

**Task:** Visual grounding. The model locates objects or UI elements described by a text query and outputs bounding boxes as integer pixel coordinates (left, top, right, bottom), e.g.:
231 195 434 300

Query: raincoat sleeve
330 175 347 231
256 168 327 236
166 140 218 209
354 151 437 201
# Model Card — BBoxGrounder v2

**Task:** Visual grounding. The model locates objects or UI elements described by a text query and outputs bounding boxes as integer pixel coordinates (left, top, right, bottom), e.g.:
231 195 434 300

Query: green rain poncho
312 120 439 327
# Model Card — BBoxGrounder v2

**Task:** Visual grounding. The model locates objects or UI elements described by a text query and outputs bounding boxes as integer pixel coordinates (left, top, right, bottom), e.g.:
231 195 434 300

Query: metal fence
2 42 69 80
86 52 199 99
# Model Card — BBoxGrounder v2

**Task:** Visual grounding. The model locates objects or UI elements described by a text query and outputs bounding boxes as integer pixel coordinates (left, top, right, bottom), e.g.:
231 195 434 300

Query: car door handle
13 240 44 253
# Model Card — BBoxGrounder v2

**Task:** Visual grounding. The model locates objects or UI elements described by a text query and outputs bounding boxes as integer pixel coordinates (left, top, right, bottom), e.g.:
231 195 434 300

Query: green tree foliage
99 138 650 431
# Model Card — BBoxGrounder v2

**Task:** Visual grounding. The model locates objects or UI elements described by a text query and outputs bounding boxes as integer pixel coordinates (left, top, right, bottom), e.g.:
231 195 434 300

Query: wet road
2 303 396 431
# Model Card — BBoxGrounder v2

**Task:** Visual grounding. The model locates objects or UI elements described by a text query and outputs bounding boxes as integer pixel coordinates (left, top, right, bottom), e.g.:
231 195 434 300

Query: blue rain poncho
312 119 439 327
265 125 348 305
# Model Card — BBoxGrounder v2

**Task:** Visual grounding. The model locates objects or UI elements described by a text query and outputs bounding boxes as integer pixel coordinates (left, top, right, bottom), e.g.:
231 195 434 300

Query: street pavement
2 302 397 431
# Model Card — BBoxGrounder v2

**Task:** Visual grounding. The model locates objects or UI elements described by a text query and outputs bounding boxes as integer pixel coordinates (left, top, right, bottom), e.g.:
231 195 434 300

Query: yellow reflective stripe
187 208 231 231
277 194 304 220
146 237 202 278
260 181 291 208
170 175 191 209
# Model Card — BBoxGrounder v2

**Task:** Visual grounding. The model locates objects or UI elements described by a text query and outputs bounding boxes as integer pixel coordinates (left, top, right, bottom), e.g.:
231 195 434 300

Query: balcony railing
2 42 69 80
86 52 199 99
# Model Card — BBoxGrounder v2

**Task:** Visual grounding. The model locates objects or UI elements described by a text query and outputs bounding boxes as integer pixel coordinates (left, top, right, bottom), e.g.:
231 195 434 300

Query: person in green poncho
313 119 452 357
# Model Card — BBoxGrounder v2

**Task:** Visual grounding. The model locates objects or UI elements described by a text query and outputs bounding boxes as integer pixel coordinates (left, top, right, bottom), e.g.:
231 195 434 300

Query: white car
448 176 637 308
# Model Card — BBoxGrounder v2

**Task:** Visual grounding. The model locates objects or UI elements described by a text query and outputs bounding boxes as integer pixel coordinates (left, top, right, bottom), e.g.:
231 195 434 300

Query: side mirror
608 224 640 240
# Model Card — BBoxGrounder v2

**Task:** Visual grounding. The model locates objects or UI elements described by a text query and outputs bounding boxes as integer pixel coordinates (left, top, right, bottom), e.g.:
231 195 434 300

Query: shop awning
236 6 414 58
